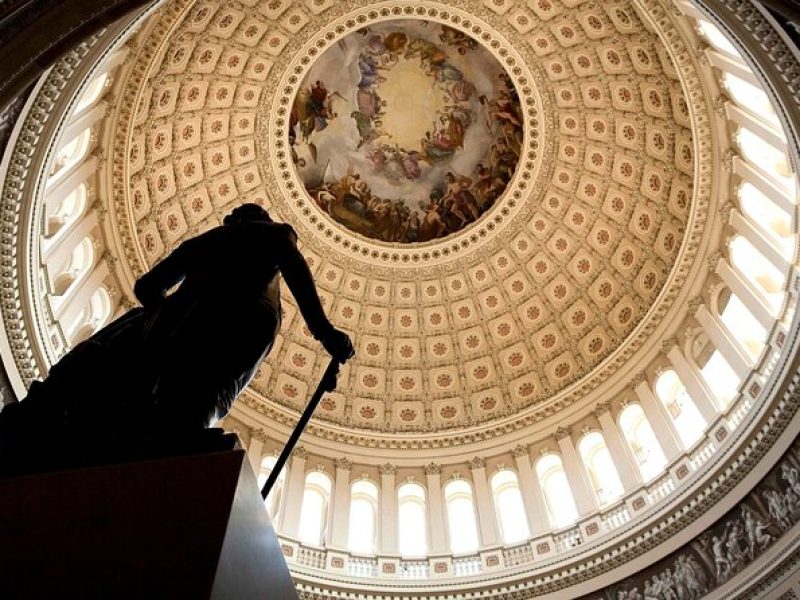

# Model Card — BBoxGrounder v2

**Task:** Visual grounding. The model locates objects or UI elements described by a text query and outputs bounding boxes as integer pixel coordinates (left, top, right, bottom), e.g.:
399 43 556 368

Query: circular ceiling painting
291 20 522 244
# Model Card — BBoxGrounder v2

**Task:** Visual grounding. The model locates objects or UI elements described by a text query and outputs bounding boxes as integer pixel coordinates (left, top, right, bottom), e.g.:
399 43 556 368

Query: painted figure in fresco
419 201 446 242
405 37 446 68
781 462 800 497
491 138 519 181
784 481 800 512
643 577 659 600
659 571 679 600
439 25 478 55
291 80 345 163
442 171 480 226
711 534 731 583
674 554 707 599
723 519 747 572
764 488 793 531
480 89 523 131
357 53 386 88
741 504 772 559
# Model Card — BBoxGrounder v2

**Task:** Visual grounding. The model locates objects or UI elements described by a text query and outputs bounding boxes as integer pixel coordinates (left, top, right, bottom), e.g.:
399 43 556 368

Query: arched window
618 404 666 482
738 182 793 256
46 183 87 239
535 454 578 529
723 73 780 127
578 432 624 507
443 479 479 554
256 455 286 522
729 235 785 310
696 19 740 57
49 128 92 182
737 127 795 193
490 470 530 544
348 479 379 554
75 72 109 114
298 471 331 546
718 289 767 360
654 370 706 448
397 482 427 556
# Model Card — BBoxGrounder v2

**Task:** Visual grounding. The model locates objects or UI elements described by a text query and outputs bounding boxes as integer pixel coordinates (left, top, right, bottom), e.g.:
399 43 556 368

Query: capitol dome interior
1 0 799 598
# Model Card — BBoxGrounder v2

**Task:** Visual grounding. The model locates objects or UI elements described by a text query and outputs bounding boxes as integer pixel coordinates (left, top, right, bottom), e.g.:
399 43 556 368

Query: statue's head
223 203 272 226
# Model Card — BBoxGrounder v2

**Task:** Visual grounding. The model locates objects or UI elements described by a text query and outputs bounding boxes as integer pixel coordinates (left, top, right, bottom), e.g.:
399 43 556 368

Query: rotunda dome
1 0 799 598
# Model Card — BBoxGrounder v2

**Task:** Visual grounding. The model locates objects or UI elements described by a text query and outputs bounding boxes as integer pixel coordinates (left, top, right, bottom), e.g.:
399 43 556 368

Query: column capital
630 372 647 387
468 456 486 470
687 295 703 316
335 457 353 471
291 446 308 459
719 201 734 222
512 444 529 459
379 463 397 475
424 462 442 476
706 249 723 272
554 426 572 441
250 428 270 443
593 401 611 417
721 148 737 172
661 336 680 354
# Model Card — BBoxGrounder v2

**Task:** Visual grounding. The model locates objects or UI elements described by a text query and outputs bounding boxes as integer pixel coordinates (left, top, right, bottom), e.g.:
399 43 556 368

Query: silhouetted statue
0 204 354 474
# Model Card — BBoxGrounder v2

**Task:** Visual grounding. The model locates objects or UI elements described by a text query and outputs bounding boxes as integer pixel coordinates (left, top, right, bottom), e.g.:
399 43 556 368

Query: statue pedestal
0 448 298 599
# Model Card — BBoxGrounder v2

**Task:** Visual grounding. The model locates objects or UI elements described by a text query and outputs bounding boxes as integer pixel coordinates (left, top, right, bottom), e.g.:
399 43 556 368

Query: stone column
734 157 795 215
61 101 107 144
725 101 786 150
512 445 550 536
57 260 110 328
730 209 790 273
425 464 447 554
665 343 719 423
279 447 308 538
379 464 398 554
716 258 776 329
555 428 597 516
595 402 642 492
44 156 98 215
469 457 499 547
43 208 98 265
247 428 267 475
330 458 352 549
633 377 684 460
695 304 752 378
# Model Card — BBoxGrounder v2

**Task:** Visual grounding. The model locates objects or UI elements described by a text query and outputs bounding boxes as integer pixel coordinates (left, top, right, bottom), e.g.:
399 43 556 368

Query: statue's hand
320 328 355 364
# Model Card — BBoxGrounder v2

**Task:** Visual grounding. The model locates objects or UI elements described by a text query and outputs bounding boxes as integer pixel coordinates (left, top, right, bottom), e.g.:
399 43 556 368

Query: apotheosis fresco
291 20 523 244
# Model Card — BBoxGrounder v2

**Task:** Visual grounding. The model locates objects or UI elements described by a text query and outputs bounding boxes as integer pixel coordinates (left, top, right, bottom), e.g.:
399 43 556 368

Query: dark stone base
0 448 298 600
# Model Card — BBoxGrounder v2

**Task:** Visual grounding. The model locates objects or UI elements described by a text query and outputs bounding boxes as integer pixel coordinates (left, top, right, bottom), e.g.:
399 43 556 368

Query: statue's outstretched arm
133 245 188 308
276 226 354 361
275 226 332 339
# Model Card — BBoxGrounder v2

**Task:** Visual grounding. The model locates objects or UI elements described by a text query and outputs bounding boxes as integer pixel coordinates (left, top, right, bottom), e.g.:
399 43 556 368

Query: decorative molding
424 463 442 476
335 457 353 471
250 428 270 443
593 401 611 418
554 427 571 442
379 463 396 476
468 456 486 470
511 444 528 459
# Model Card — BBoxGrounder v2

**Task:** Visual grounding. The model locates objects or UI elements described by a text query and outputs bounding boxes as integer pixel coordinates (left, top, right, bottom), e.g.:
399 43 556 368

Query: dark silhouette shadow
0 204 353 475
